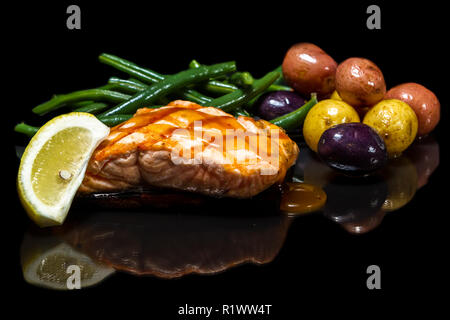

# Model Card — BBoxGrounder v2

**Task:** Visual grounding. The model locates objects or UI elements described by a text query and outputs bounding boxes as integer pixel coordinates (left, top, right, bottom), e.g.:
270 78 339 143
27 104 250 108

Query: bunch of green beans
16 53 316 139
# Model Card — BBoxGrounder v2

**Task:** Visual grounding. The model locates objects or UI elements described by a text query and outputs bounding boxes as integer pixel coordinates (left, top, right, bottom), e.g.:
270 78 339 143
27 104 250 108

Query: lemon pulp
31 127 92 206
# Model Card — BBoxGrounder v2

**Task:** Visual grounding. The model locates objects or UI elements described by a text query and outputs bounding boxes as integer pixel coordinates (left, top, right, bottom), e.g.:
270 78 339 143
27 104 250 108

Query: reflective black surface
19 136 439 289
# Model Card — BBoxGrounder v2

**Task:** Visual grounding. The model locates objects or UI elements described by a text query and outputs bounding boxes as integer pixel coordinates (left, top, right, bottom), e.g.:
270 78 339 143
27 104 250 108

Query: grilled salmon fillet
79 100 299 198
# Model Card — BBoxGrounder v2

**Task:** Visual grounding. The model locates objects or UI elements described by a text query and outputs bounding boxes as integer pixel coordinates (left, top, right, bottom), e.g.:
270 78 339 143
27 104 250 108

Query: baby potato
282 43 337 99
331 89 369 117
385 82 440 136
303 99 360 152
336 57 386 110
363 99 418 157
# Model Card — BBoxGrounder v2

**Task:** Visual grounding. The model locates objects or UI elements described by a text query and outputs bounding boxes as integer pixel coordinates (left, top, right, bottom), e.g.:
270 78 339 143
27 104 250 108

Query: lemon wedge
17 113 110 227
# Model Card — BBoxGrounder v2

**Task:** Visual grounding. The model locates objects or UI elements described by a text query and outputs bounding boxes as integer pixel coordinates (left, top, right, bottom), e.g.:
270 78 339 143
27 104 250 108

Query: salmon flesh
79 101 299 198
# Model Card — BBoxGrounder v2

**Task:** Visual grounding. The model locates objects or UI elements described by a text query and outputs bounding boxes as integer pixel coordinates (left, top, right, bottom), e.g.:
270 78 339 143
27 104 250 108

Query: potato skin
384 82 440 136
336 57 386 109
282 43 337 99
303 99 360 152
363 99 418 157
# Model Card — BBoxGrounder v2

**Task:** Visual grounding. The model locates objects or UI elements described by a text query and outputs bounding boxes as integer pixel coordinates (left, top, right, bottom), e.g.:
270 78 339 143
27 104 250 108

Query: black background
4 1 449 316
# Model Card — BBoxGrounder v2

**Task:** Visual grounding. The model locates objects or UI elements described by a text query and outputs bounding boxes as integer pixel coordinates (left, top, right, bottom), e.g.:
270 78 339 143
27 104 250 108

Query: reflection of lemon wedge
17 113 109 227
21 232 115 290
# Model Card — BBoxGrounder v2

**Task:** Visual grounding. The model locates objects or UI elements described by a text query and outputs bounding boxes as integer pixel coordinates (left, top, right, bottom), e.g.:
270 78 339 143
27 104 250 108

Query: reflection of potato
300 147 337 187
380 157 418 212
406 137 439 189
341 210 385 235
21 229 114 290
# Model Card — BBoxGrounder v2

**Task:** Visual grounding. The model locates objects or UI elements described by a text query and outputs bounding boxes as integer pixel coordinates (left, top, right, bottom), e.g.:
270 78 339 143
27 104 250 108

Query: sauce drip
280 182 327 215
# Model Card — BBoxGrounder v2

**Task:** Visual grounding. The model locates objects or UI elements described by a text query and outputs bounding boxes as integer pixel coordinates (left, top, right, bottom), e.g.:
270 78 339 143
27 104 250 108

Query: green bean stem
269 94 318 131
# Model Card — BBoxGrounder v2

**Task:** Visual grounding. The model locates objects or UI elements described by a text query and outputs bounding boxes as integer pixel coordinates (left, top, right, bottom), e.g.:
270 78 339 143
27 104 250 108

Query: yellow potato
303 99 360 152
363 99 418 157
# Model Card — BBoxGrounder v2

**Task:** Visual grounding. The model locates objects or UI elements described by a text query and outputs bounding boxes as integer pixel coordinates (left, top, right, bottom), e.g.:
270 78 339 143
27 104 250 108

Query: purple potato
255 91 305 120
318 123 388 175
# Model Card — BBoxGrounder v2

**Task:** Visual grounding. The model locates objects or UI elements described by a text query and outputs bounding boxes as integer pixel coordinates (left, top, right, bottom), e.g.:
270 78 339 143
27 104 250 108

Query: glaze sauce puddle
280 182 327 215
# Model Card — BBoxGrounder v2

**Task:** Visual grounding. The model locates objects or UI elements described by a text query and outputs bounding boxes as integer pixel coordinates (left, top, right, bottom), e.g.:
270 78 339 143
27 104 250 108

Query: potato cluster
282 42 440 162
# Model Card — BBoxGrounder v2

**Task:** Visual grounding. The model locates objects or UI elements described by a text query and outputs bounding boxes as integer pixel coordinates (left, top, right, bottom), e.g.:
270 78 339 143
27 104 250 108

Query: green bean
267 84 292 92
191 60 288 95
97 114 133 127
108 77 175 105
229 71 254 87
272 65 286 85
70 100 95 108
208 71 279 113
99 62 236 117
98 105 163 126
99 54 213 104
14 123 39 137
232 107 251 117
73 102 109 114
270 94 318 131
97 82 145 95
32 89 131 115
199 81 237 95
108 77 147 91
189 59 238 94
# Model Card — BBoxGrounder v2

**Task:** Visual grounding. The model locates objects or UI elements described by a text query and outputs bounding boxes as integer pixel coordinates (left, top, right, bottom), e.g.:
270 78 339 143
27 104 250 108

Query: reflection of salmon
79 101 299 198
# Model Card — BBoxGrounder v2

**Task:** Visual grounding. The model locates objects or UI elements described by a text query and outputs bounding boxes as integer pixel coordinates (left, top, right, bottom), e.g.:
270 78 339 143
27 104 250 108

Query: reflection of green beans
32 89 131 115
99 54 213 104
270 94 318 131
99 62 236 117
209 71 279 113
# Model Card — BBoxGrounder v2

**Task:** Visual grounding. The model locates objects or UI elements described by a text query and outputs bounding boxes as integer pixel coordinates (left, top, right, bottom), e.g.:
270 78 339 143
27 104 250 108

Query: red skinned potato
385 82 440 136
336 57 386 109
282 43 337 99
